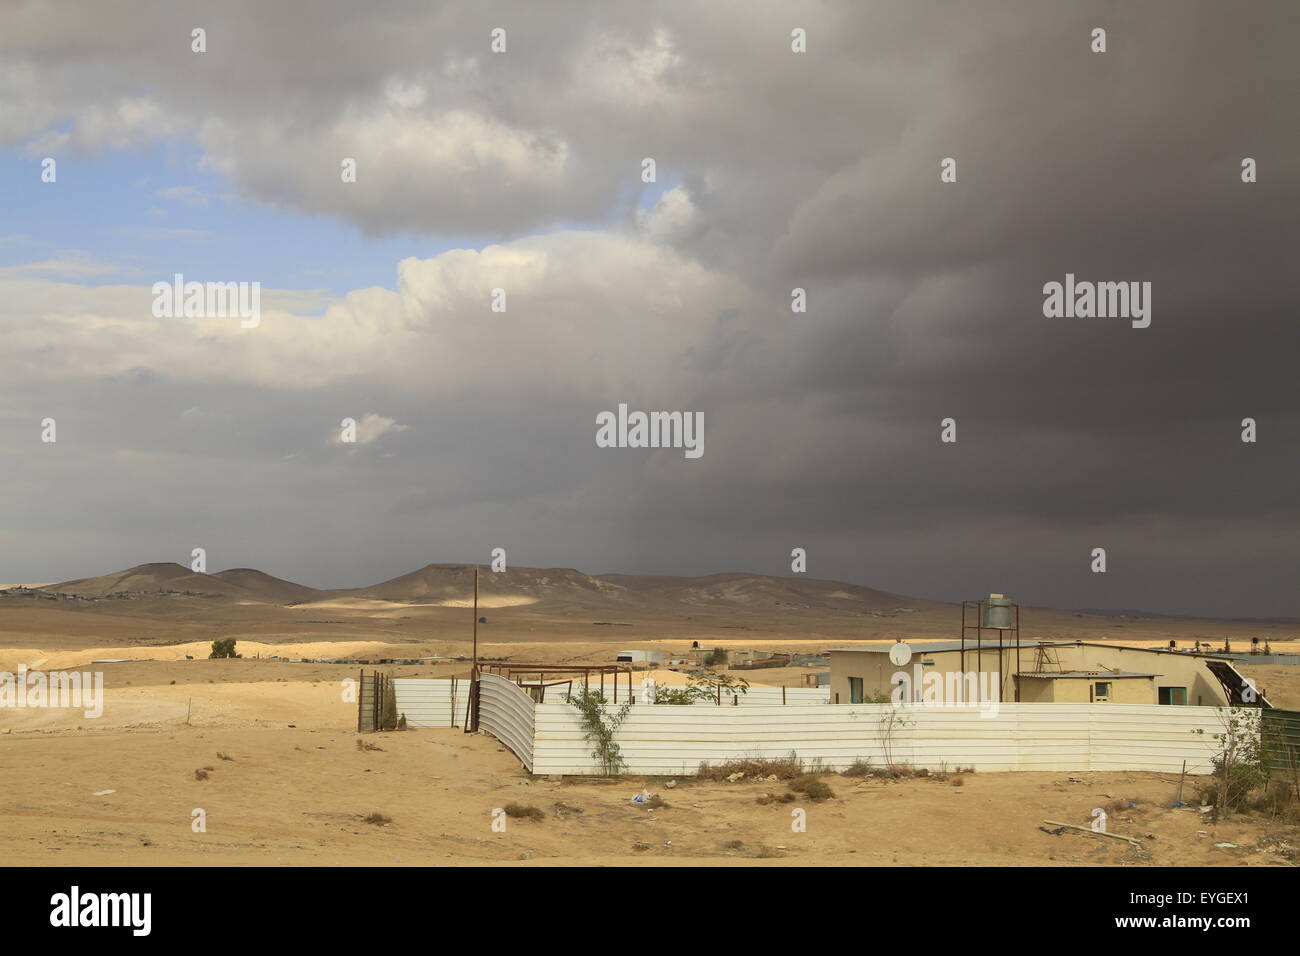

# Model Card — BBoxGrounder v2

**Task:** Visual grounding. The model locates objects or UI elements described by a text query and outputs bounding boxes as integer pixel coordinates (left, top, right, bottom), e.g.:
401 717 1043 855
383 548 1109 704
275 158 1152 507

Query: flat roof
830 640 1238 660
1016 671 1159 679
830 641 1020 654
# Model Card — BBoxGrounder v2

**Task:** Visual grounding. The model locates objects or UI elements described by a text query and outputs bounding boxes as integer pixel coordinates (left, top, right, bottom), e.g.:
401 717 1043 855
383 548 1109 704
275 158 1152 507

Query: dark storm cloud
0 1 1296 617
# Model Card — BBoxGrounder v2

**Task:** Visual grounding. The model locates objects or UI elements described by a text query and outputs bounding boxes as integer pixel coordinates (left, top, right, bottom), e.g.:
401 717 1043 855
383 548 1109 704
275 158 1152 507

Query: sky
0 0 1296 618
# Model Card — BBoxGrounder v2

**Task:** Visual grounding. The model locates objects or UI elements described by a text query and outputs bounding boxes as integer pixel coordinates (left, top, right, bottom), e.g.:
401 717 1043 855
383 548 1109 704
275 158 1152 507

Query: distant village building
616 649 664 665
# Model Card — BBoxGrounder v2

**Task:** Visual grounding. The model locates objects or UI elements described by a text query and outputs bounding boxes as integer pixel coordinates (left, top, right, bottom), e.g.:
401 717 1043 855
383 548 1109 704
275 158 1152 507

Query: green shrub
208 637 240 659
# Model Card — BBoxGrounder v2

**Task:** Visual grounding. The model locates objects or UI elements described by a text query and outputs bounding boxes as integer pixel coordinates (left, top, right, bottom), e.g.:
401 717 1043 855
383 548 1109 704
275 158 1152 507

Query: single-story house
829 640 1267 707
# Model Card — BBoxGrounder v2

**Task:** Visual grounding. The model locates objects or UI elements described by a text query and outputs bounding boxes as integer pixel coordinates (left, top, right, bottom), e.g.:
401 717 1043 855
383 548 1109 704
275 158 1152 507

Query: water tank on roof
981 593 1013 629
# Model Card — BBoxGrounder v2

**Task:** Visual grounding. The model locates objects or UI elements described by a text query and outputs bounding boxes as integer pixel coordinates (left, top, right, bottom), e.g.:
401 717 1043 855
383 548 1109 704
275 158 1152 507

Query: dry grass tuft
697 755 807 781
503 803 545 822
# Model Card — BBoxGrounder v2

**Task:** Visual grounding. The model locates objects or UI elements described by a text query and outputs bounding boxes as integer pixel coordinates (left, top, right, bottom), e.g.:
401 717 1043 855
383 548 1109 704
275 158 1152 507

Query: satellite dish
888 643 912 667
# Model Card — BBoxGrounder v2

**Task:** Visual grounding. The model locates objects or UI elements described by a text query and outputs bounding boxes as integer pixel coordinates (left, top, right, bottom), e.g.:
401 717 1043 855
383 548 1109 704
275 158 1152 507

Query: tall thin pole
465 566 481 734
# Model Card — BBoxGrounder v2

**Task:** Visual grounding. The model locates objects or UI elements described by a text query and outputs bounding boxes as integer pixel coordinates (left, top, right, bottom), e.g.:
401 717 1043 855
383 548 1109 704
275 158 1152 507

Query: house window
849 677 864 704
1158 686 1187 706
1093 682 1111 700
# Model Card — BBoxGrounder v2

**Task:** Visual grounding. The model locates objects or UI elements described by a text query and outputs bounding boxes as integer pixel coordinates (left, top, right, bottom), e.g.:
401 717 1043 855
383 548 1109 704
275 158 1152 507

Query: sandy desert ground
1 678 1296 867
2 563 1297 866
0 646 1297 867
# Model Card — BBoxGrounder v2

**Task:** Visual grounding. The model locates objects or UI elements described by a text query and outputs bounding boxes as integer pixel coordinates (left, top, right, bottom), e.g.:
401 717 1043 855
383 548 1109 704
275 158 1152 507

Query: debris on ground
1041 818 1143 847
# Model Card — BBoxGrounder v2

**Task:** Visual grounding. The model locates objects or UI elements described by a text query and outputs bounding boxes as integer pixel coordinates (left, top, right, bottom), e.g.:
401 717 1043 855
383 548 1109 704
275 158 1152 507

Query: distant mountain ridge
40 561 943 614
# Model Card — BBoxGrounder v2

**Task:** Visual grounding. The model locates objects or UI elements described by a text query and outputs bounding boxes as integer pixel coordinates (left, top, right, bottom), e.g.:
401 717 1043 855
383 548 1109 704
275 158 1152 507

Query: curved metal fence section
477 673 536 771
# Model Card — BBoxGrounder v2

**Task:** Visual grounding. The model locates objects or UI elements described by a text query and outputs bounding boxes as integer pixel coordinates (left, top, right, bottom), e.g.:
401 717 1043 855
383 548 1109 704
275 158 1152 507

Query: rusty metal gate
357 670 383 732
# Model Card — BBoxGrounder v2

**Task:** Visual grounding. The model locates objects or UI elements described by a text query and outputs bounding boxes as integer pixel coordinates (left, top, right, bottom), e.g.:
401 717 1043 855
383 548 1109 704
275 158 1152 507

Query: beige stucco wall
1018 674 1154 703
830 647 1017 704
1051 644 1227 706
829 649 894 704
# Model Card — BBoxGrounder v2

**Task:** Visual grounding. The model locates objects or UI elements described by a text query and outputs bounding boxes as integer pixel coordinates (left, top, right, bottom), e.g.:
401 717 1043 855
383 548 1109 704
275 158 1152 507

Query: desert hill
340 563 627 608
596 571 936 612
45 562 318 603
210 568 321 604
48 562 217 598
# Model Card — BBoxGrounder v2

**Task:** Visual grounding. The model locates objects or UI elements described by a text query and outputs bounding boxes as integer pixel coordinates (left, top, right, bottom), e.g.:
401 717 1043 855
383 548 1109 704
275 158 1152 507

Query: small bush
362 812 391 825
503 803 545 822
756 792 797 805
642 794 669 809
652 685 697 705
356 738 384 752
841 759 873 777
697 755 805 781
194 769 209 781
1200 757 1268 812
378 675 398 731
788 775 835 801
216 752 233 761
1250 779 1300 822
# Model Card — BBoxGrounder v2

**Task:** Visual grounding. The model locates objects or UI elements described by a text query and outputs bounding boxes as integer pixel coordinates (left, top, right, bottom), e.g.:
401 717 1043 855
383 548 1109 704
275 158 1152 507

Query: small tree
209 638 240 659
1193 708 1265 817
651 673 750 705
877 705 916 773
704 647 729 667
379 674 399 731
565 688 632 775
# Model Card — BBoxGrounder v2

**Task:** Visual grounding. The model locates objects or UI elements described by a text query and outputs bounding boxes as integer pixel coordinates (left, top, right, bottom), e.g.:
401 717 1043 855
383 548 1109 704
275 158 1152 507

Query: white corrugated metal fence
476 673 536 771
396 674 1242 778
530 701 1241 776
391 677 464 728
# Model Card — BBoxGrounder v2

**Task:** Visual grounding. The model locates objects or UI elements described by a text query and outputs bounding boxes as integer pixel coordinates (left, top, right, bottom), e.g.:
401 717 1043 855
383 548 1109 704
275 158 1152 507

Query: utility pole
465 564 480 733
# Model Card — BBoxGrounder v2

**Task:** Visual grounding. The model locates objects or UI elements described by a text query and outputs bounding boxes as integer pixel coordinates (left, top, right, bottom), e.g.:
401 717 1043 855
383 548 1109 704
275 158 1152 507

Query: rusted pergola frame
481 663 635 703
